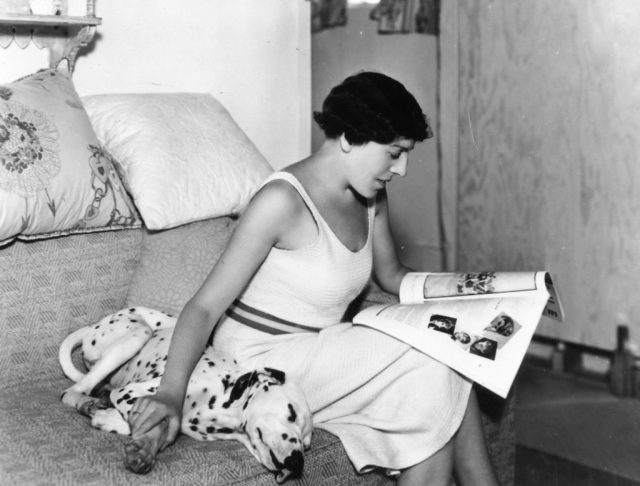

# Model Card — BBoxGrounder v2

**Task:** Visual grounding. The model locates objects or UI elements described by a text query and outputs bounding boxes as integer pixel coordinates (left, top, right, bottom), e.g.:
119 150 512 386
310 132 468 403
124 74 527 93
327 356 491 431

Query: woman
129 72 499 486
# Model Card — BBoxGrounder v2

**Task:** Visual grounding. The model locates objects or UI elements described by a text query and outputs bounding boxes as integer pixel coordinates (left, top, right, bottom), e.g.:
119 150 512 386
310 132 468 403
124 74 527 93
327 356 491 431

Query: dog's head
240 368 312 483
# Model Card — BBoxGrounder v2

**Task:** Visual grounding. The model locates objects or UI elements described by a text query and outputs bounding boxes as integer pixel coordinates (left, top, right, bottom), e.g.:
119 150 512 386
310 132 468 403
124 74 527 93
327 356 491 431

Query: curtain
370 0 439 35
311 0 347 33
311 0 439 35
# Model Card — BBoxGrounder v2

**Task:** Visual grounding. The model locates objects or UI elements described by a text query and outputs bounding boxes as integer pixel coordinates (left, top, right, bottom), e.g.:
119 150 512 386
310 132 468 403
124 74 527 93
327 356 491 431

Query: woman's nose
390 154 408 177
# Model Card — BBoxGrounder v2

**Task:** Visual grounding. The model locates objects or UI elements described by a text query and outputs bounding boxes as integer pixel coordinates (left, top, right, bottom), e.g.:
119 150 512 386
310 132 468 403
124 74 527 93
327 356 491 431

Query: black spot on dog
217 427 234 434
264 367 286 384
282 433 288 439
289 438 298 444
91 340 96 346
222 372 259 409
156 321 162 327
192 401 197 408
129 319 137 323
190 425 198 432
257 427 263 441
129 308 136 313
136 360 142 367
287 404 297 423
221 375 233 392
208 396 216 409
206 426 216 434
190 418 199 425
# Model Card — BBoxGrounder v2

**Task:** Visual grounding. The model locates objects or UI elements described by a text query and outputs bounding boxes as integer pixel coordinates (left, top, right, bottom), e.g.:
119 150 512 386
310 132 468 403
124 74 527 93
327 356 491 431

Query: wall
451 0 640 350
312 5 445 271
0 0 312 169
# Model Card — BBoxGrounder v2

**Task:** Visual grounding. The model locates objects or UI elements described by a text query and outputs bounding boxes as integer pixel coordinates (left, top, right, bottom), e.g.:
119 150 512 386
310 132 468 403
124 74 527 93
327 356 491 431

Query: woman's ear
339 134 352 153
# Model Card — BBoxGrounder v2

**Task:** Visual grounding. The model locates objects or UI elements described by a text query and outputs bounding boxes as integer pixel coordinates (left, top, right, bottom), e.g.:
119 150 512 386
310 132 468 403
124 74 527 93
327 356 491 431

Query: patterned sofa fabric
0 221 513 486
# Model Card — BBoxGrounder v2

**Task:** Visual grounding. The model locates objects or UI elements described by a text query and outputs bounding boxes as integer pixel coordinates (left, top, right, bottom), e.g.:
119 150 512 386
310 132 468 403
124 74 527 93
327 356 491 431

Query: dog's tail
59 326 91 382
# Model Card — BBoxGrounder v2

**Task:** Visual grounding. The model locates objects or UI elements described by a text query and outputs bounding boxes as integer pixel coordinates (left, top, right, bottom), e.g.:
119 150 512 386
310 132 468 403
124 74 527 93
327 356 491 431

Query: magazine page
400 271 564 322
353 288 550 398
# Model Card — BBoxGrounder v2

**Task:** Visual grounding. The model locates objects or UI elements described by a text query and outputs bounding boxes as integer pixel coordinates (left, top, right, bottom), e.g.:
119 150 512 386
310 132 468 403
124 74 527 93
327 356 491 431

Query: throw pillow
0 69 140 246
82 93 273 230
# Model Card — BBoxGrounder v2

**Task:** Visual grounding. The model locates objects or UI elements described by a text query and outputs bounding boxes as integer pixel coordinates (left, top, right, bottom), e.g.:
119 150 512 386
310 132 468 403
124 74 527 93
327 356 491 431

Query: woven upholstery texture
0 227 394 486
0 229 142 388
0 225 513 485
125 216 238 315
0 377 392 486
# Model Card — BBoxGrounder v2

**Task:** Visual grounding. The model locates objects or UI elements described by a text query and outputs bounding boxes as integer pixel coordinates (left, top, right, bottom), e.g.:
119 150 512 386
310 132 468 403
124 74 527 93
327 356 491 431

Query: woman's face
345 137 415 198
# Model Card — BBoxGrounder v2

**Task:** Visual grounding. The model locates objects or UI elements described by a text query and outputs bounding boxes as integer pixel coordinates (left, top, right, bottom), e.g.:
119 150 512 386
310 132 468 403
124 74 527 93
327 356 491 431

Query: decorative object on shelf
28 0 59 16
0 0 101 72
67 0 86 17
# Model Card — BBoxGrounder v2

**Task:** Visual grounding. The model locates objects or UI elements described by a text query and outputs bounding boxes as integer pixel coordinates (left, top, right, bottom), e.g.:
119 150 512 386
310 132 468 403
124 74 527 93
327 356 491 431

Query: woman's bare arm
128 181 307 443
371 189 413 295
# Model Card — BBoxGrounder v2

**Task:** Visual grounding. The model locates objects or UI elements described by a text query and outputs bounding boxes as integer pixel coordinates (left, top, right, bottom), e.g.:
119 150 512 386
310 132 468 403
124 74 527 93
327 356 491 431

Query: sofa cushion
125 216 238 315
0 376 393 485
0 69 141 246
0 229 142 388
83 93 274 231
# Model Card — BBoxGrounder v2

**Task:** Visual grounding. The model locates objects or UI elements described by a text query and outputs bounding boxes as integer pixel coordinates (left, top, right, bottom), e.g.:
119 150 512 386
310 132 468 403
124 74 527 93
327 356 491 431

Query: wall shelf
0 13 101 26
0 5 101 72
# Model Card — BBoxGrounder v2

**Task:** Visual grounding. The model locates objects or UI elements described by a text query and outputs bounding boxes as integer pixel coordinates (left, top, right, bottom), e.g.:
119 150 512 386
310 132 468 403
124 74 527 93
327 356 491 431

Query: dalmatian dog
59 307 312 483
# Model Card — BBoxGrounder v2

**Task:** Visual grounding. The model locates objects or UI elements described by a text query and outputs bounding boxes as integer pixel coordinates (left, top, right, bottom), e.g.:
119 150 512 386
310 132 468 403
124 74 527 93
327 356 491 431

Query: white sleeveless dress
213 172 472 473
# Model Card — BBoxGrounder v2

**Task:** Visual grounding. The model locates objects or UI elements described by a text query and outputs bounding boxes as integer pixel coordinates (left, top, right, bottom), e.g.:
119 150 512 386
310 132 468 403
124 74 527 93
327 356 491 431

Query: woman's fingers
161 417 182 450
129 398 170 437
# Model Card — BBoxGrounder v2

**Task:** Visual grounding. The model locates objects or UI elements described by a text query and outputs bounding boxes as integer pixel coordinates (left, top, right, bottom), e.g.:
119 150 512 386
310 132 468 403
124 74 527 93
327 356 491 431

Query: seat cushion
0 376 393 485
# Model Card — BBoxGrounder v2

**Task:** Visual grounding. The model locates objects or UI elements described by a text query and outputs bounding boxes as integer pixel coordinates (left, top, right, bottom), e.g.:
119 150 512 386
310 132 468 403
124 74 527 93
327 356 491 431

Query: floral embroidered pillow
0 69 140 246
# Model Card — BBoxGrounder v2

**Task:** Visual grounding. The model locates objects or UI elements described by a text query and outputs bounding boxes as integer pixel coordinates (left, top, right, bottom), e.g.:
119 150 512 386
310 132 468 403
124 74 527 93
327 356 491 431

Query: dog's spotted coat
60 307 312 483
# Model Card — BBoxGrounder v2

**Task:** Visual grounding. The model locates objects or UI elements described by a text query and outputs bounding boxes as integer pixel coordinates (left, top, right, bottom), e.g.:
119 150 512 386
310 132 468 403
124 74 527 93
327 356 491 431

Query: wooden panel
456 0 640 349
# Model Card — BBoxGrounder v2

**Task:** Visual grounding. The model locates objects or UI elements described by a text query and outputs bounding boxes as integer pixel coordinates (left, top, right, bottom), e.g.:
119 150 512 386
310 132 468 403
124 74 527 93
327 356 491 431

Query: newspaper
353 271 564 398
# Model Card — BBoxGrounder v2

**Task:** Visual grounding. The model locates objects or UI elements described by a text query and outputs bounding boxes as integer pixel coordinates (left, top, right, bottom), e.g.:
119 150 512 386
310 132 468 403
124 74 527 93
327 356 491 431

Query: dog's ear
223 371 260 408
263 367 286 384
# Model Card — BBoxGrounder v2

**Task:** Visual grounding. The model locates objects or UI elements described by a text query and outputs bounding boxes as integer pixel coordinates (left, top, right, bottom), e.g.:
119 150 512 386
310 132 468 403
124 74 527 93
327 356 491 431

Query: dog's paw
124 440 156 474
61 388 83 407
91 409 131 435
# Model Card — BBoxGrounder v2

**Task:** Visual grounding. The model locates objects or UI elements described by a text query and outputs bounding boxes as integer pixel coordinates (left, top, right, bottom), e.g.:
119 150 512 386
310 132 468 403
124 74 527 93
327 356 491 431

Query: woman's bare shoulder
243 177 309 233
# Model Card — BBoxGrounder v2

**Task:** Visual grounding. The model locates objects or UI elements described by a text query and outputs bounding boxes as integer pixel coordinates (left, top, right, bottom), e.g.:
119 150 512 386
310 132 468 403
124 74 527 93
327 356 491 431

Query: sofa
0 68 514 486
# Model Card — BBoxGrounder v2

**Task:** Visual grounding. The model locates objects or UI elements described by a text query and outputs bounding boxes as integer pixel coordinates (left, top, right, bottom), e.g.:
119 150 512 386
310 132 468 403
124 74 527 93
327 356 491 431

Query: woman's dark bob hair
314 71 433 145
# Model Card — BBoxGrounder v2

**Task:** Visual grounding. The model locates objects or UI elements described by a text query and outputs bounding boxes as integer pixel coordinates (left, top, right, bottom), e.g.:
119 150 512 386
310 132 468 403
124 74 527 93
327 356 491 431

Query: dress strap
260 171 325 224
260 171 375 252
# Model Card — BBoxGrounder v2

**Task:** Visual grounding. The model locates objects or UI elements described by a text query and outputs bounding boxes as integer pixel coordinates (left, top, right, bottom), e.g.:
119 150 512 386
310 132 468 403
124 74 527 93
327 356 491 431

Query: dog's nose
284 450 304 476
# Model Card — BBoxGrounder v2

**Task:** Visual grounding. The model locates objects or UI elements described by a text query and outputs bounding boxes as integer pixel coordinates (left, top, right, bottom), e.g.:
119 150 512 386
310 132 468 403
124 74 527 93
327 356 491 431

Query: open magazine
353 271 564 398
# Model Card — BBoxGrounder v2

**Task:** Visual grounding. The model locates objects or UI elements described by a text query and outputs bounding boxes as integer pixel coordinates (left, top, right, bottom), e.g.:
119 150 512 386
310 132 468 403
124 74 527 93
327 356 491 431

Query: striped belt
225 299 320 335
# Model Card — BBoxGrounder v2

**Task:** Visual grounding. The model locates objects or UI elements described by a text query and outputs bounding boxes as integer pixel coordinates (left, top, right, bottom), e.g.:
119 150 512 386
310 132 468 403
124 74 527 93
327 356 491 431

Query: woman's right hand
128 394 182 450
